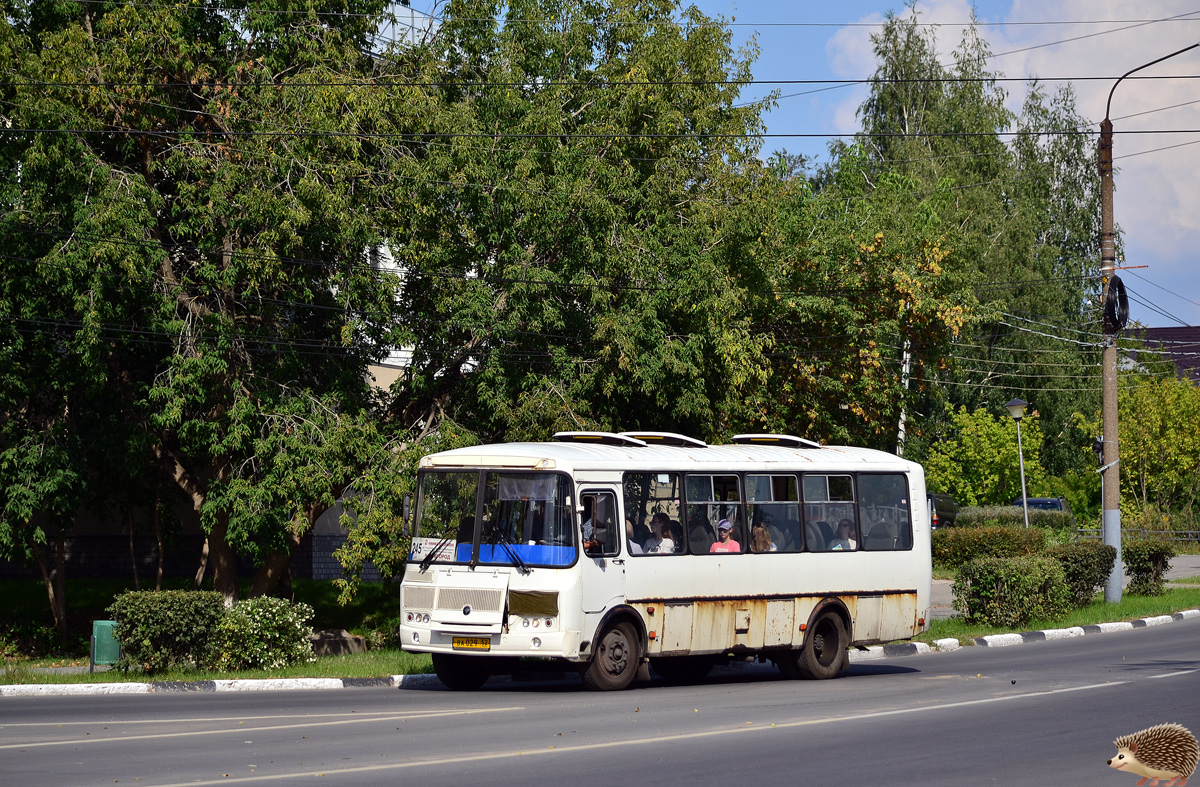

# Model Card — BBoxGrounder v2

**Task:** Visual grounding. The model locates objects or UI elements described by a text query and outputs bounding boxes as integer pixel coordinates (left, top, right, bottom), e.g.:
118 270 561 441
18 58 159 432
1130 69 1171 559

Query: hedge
952 556 1072 628
956 506 1076 531
1046 541 1117 608
209 596 316 670
108 590 225 673
1123 539 1177 596
932 526 1046 569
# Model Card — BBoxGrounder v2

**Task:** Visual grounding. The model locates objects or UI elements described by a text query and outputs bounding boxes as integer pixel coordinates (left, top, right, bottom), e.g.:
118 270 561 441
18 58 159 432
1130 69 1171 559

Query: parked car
927 493 959 529
1013 496 1072 515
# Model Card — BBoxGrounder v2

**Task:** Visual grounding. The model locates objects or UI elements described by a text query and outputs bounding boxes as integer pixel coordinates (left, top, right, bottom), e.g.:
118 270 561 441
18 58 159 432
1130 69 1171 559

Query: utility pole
1099 42 1200 603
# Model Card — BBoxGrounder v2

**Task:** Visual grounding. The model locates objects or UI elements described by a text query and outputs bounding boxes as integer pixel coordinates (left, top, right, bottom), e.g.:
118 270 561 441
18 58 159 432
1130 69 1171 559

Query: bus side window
581 491 619 558
859 474 912 551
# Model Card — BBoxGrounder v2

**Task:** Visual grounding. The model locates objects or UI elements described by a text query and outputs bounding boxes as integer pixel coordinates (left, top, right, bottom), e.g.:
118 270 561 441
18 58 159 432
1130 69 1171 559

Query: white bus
399 432 931 691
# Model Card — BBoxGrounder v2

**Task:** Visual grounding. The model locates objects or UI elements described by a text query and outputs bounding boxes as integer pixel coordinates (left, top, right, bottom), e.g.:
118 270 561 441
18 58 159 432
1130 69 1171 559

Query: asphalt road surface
4 618 1199 787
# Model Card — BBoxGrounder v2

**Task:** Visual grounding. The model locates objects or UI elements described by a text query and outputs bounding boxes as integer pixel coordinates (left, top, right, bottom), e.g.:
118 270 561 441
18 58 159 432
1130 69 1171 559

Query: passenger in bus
750 521 776 552
624 519 645 554
643 512 675 554
829 519 857 551
667 520 684 551
709 519 741 553
687 509 716 552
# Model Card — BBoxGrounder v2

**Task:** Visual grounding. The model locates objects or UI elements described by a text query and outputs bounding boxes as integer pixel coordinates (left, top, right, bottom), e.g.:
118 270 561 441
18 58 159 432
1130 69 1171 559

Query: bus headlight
411 632 420 644
522 618 530 628
531 637 541 648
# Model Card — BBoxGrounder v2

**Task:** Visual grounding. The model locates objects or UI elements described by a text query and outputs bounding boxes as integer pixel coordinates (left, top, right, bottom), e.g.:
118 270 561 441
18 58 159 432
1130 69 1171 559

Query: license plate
452 637 491 651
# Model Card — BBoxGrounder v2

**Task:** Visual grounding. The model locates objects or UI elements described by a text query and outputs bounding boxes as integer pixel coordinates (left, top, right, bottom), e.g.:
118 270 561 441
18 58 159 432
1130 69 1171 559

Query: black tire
795 610 847 680
650 656 713 684
432 652 491 691
581 621 640 691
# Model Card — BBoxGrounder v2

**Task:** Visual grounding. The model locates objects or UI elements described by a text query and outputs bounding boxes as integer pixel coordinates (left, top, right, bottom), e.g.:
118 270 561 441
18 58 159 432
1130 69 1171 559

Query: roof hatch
730 433 822 449
553 431 648 447
618 431 708 448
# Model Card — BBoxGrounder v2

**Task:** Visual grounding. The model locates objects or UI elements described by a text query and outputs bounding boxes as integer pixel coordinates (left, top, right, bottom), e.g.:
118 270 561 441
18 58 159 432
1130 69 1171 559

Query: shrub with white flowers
209 596 317 671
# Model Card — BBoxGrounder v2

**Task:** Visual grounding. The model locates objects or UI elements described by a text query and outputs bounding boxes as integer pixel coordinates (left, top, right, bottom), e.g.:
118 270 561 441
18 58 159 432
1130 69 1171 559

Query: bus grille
403 586 435 611
435 587 504 613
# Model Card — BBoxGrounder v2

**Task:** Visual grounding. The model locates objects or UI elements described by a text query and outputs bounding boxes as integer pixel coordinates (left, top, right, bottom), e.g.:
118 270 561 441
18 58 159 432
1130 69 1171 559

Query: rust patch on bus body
636 591 919 655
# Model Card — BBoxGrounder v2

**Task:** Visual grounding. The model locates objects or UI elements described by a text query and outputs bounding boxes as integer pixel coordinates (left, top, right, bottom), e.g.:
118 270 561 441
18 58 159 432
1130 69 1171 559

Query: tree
376 0 775 443
851 9 1103 473
924 405 1046 506
1118 376 1200 515
2 0 403 605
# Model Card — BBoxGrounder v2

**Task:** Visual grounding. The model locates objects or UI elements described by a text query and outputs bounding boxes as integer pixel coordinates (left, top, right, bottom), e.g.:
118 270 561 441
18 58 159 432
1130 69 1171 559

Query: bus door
578 488 626 615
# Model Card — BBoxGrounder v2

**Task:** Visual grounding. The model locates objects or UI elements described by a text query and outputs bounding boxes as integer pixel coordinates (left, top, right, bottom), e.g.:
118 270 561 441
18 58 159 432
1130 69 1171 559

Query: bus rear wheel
432 653 491 691
581 622 640 691
795 610 847 680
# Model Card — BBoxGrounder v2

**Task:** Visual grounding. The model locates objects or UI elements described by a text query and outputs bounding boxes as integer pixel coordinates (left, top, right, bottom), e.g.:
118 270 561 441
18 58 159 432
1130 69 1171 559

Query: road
3 618 1199 787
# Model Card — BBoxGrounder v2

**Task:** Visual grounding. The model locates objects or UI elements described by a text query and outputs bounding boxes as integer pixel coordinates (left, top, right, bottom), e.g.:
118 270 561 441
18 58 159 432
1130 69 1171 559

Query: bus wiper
487 523 531 575
418 534 454 572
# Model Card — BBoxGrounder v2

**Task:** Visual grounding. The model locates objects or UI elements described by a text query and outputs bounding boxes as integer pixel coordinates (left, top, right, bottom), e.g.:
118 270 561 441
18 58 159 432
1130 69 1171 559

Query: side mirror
402 494 413 537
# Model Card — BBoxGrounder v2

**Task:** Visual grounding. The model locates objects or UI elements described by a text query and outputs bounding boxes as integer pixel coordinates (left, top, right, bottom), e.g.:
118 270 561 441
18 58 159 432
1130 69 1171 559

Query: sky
687 0 1200 327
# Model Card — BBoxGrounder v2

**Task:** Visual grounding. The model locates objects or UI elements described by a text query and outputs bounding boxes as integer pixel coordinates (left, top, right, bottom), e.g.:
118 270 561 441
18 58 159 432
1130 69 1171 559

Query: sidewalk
931 553 1200 619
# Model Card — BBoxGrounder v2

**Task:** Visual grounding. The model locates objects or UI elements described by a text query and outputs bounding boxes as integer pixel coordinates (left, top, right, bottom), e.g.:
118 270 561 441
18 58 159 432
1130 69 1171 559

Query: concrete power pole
1097 118 1121 604
1099 42 1199 603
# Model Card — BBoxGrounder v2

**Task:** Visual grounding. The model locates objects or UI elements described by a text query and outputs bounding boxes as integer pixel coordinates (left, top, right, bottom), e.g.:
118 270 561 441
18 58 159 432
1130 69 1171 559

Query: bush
208 596 316 671
932 526 1046 569
952 556 1072 627
1123 539 1177 596
956 505 1076 531
1046 542 1117 608
107 590 225 673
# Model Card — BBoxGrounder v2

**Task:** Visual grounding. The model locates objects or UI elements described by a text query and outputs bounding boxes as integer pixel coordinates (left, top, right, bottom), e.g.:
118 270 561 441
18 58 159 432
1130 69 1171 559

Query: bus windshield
411 471 576 568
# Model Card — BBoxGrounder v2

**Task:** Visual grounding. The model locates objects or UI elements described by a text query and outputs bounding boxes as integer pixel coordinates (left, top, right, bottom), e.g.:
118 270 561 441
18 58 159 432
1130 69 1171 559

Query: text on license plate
452 637 491 651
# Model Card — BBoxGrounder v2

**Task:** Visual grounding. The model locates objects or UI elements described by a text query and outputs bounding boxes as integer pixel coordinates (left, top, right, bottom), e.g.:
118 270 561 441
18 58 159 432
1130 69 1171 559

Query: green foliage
208 596 316 671
1046 542 1117 608
956 505 1075 531
107 591 226 673
924 406 1046 506
952 556 1072 627
1123 539 1178 597
932 525 1046 568
1119 376 1200 514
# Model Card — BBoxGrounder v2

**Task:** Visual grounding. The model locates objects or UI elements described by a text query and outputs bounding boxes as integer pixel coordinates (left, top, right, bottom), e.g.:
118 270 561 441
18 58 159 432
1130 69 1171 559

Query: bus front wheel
581 622 640 691
432 652 491 691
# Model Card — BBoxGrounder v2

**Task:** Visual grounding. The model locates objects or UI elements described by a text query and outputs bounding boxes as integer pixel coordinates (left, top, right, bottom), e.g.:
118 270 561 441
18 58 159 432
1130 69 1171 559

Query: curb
972 609 1200 647
5 609 1199 697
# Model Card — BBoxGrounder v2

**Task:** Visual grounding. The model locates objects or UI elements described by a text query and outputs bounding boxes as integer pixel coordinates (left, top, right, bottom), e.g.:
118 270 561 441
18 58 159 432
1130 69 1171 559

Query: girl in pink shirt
709 519 741 553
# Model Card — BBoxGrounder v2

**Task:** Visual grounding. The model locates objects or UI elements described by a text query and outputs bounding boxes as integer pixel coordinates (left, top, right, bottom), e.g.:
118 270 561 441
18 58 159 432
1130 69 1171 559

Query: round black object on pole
1103 275 1129 334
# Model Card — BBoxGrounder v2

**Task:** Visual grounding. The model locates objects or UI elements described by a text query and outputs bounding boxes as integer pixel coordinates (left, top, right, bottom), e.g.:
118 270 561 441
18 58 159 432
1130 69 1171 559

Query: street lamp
1098 42 1199 603
1005 398 1030 529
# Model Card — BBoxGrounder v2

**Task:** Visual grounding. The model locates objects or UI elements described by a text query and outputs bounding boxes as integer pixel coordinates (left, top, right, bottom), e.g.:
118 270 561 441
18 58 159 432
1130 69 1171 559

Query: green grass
1 649 433 686
912 585 1200 646
1168 574 1200 584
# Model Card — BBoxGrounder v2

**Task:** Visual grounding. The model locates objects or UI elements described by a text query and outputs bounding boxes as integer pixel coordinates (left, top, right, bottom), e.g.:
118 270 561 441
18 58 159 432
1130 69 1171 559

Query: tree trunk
248 531 303 598
207 513 239 607
193 536 210 590
30 534 68 635
153 494 164 591
127 518 140 591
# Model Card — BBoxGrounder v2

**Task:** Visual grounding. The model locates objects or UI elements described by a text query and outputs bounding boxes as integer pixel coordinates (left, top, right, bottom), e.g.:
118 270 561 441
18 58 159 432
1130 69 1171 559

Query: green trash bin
91 620 120 672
